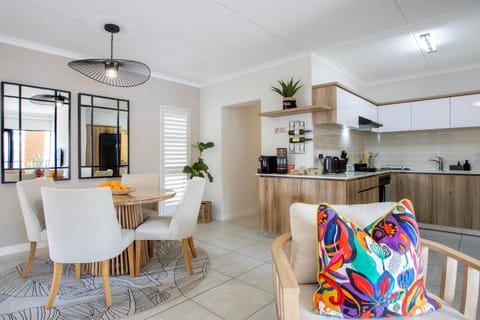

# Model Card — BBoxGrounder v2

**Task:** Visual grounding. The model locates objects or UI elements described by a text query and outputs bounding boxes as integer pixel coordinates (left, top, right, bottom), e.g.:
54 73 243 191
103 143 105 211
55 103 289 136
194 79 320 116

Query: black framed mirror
1 82 71 183
78 93 129 179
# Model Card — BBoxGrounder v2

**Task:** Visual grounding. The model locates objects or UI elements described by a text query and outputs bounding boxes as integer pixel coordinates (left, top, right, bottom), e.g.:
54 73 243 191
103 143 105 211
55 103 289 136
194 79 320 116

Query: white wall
200 55 313 220
0 43 200 251
311 54 366 93
221 102 261 219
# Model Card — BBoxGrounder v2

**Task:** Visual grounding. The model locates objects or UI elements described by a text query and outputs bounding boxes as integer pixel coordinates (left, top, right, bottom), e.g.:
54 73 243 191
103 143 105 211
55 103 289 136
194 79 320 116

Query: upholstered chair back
16 178 54 242
121 173 159 188
169 177 206 240
41 187 125 263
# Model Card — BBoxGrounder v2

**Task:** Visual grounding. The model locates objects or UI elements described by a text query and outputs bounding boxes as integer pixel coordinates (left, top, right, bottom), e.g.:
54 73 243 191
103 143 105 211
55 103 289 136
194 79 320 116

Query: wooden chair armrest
271 233 300 320
421 238 480 320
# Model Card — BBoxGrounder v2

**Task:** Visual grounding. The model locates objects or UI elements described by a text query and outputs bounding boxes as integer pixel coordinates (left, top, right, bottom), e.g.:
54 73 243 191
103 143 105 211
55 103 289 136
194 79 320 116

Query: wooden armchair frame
271 233 480 320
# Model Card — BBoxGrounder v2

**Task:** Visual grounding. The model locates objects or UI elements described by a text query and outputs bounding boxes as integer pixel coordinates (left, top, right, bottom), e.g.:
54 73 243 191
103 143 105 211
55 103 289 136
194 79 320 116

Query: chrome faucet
429 156 444 171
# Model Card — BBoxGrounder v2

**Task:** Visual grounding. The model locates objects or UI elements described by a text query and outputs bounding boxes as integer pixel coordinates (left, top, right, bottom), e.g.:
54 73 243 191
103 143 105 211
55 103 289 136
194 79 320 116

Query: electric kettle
323 156 339 174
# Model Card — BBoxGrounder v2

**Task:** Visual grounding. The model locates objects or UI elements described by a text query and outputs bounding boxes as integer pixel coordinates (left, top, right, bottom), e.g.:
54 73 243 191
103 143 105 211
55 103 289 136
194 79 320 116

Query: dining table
84 187 176 276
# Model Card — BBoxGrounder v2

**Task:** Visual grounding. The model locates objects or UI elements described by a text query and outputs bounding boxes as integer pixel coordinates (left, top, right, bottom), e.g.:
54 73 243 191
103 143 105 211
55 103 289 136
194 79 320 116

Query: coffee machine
257 155 277 173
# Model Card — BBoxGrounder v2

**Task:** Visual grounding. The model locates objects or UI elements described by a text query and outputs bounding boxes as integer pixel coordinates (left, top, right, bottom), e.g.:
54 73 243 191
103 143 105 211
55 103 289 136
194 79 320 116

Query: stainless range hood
357 116 383 131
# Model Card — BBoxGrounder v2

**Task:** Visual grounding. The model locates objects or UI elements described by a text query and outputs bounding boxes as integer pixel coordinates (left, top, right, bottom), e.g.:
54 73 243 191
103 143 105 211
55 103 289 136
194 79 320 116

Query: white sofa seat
298 284 466 320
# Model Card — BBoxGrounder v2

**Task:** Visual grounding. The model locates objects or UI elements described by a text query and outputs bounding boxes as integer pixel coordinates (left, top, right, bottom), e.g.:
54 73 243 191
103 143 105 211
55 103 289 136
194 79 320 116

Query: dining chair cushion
313 199 440 318
41 187 134 263
16 178 55 242
289 202 397 285
135 216 172 240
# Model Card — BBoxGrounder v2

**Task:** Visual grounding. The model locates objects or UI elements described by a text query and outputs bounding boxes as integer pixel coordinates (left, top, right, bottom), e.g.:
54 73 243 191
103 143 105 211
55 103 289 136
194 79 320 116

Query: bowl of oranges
99 180 135 195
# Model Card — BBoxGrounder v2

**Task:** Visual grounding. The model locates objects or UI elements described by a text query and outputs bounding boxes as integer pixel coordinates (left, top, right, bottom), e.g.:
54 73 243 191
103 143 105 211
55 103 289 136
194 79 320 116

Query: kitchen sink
379 167 412 171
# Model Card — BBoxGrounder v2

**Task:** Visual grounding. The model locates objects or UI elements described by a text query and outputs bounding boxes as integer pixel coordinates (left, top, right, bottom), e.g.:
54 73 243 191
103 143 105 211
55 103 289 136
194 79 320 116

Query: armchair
271 202 480 320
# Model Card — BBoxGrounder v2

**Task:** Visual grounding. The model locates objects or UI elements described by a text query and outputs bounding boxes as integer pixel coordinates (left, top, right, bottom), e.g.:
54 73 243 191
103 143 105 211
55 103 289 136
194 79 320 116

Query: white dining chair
134 177 206 276
16 178 55 278
41 187 135 309
121 173 160 219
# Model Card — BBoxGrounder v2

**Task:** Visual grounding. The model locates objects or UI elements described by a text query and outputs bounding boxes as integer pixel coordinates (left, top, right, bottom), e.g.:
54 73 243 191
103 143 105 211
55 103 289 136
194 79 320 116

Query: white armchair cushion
298 284 465 320
290 202 397 284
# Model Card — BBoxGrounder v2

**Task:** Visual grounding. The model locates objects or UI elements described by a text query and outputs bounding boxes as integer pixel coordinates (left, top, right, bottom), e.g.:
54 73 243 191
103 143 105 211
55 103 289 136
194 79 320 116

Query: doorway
221 101 261 220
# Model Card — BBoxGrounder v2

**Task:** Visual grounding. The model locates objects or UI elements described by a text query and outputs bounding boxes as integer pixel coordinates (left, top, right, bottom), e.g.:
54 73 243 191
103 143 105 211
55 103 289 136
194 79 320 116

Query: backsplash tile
314 125 480 171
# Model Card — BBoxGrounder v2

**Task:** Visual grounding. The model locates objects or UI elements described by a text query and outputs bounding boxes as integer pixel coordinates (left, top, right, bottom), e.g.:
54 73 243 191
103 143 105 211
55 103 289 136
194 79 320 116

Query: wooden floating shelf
259 105 331 118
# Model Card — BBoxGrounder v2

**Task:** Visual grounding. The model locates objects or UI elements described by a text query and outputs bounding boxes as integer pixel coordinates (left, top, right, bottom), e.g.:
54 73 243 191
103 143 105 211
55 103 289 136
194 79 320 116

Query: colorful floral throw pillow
313 199 440 318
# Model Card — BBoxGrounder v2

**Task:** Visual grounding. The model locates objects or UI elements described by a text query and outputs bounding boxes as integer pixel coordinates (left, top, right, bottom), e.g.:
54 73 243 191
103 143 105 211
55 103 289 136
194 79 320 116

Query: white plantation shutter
160 106 190 215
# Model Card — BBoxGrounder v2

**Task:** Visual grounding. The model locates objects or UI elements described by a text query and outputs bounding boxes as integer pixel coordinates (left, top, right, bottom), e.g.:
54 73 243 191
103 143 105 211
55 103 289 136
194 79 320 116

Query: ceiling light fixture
30 94 69 107
418 33 437 54
68 23 151 87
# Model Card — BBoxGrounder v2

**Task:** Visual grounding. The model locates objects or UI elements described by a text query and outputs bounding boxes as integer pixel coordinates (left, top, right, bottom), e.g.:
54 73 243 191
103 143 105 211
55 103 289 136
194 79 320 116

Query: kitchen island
258 170 480 234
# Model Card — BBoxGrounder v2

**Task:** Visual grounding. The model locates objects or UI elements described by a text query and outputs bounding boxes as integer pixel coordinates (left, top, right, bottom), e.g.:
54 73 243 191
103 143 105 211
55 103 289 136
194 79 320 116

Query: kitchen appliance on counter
323 156 347 174
276 148 288 174
354 163 377 172
258 155 277 173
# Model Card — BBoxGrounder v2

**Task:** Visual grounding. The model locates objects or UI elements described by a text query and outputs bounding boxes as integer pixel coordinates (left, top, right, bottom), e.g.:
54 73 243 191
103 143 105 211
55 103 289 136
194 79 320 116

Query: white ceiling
1 0 480 87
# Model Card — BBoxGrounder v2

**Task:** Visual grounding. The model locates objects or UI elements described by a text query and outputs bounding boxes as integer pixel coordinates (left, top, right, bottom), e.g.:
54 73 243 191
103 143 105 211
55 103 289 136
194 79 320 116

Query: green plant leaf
183 166 193 174
206 171 214 183
270 77 303 97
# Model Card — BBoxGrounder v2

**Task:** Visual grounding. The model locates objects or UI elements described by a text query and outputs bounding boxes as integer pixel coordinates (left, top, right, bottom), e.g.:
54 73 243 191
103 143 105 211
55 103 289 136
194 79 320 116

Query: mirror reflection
78 93 129 178
1 82 71 183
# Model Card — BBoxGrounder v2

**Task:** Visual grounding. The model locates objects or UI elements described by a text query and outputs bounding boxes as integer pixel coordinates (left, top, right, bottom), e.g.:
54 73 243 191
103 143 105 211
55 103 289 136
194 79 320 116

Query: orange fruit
99 181 110 187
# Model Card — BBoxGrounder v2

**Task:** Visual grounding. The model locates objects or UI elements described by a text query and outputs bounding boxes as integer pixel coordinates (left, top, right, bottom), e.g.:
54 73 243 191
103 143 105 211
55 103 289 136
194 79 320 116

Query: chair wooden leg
182 238 193 275
22 241 37 278
101 260 112 307
74 263 82 279
148 240 154 258
187 237 197 258
46 262 63 309
127 242 135 278
135 240 142 277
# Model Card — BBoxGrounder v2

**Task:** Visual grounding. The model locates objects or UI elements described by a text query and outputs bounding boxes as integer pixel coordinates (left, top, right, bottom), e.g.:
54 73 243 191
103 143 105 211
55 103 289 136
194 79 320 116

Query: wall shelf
259 105 331 118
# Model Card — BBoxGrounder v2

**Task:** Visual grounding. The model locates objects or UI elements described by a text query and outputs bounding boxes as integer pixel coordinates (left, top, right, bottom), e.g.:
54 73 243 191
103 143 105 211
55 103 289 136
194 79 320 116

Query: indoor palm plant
270 77 304 109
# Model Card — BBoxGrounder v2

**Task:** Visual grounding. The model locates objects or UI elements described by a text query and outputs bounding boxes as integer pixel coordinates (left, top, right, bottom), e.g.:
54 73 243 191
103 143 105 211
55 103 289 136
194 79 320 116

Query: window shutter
159 107 190 214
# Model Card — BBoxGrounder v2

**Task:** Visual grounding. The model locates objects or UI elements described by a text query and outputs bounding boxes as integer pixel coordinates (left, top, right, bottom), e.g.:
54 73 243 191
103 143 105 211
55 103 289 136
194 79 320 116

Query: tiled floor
0 215 479 320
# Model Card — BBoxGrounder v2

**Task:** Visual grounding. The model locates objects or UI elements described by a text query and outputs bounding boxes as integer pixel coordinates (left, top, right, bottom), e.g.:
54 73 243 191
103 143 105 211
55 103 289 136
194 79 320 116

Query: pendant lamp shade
68 24 151 87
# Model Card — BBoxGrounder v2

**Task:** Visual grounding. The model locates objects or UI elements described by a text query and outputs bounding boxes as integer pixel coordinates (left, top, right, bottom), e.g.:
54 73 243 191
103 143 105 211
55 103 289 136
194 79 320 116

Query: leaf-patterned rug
0 240 209 319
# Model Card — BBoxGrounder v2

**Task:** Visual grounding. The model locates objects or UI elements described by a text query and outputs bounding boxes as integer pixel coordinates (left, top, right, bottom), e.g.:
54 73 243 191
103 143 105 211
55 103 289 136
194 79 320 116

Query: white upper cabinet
450 94 480 128
336 87 359 127
411 98 450 130
378 103 411 132
336 87 377 128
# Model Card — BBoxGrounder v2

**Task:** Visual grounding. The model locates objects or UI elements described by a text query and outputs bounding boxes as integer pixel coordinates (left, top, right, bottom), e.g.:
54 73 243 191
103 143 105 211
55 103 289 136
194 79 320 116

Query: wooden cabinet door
378 103 412 132
299 179 347 204
259 177 299 234
394 173 434 224
346 176 379 204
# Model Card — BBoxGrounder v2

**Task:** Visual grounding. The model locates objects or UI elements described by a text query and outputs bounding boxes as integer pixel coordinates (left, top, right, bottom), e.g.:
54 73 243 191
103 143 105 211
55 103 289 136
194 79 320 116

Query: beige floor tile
210 252 264 277
237 263 273 293
191 279 273 320
459 235 480 259
246 301 276 320
194 240 231 258
148 300 223 320
184 269 232 298
237 242 272 262
208 235 257 251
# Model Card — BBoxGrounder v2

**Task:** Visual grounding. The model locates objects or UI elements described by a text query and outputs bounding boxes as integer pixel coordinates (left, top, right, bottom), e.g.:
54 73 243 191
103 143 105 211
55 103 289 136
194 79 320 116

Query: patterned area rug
0 240 209 319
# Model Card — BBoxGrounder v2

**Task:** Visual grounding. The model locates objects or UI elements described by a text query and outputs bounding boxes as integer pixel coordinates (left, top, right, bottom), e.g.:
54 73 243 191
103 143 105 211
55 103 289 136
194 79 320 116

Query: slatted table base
84 204 149 276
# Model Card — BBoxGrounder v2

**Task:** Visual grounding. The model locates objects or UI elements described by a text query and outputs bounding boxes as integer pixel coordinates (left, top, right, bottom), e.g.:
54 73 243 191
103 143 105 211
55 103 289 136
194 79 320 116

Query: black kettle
323 156 339 174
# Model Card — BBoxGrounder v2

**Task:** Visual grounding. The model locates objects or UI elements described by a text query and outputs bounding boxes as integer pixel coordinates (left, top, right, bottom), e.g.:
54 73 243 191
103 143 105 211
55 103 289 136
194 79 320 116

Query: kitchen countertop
257 169 480 181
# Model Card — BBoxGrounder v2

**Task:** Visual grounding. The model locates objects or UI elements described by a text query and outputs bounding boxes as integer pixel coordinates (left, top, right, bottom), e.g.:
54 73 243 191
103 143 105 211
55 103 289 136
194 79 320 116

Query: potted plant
271 77 304 109
183 141 215 182
183 141 215 223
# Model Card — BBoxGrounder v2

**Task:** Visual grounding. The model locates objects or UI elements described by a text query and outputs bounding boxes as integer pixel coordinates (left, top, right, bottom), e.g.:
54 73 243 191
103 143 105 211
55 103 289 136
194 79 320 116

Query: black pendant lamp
68 23 151 87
